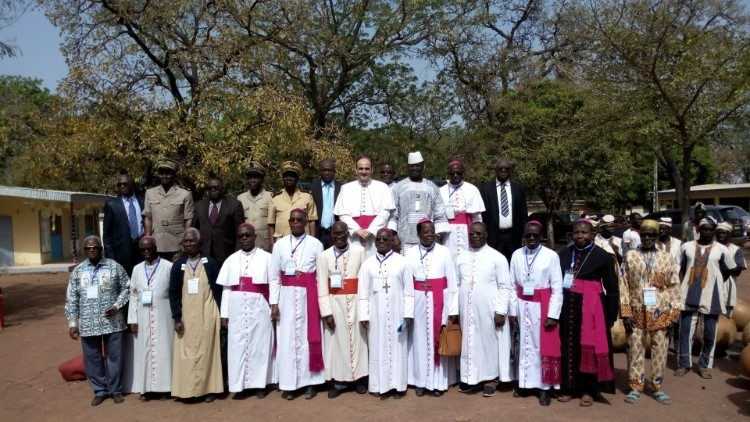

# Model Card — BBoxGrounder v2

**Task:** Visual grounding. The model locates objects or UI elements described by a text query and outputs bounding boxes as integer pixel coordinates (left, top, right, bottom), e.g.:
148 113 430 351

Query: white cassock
317 243 368 382
270 234 326 391
404 243 459 391
439 181 485 259
217 248 276 392
334 180 395 256
506 246 563 390
126 258 174 393
357 251 415 394
455 245 513 385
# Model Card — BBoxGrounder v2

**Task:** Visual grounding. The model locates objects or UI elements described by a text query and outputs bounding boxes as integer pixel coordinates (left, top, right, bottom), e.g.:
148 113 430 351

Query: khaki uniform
143 185 194 253
237 189 273 251
267 189 318 238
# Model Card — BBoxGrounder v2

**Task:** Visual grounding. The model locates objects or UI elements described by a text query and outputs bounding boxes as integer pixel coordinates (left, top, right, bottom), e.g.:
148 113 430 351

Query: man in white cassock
455 222 513 397
317 222 369 398
217 224 276 399
505 221 563 406
334 156 394 256
270 209 326 400
127 236 174 399
439 160 485 259
358 228 414 399
404 219 459 397
389 151 450 255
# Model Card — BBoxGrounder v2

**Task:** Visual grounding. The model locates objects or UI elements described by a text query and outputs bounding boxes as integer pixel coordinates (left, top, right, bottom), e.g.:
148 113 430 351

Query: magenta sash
449 212 471 237
516 286 561 385
232 276 269 301
570 279 614 382
353 215 376 230
414 276 447 365
281 272 324 372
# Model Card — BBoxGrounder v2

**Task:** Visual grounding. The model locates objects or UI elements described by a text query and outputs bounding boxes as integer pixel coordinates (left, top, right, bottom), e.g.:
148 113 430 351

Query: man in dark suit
192 177 245 266
103 172 144 276
311 159 341 249
479 158 528 261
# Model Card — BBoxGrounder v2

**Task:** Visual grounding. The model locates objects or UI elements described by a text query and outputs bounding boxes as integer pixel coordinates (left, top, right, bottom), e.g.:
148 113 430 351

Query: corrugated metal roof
0 185 112 203
659 183 750 194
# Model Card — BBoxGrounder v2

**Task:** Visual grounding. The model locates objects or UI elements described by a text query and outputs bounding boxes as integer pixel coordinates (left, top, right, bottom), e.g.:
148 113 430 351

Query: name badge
187 278 199 295
643 287 657 307
330 272 343 289
141 290 153 306
414 200 422 212
445 205 455 220
523 279 534 296
86 285 99 299
563 271 574 289
284 262 297 276
414 270 426 282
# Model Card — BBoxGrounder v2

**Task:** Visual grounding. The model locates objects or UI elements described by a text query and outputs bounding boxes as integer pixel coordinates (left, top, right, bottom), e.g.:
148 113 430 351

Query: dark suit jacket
310 179 341 232
558 244 620 326
103 195 144 275
168 255 222 321
479 179 528 251
191 196 245 265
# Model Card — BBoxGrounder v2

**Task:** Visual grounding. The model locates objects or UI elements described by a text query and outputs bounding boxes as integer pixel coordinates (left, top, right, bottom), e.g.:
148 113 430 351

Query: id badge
414 269 426 282
643 287 657 307
414 200 422 212
284 262 297 276
86 285 99 299
330 272 343 289
187 278 199 295
445 205 455 220
562 272 574 289
523 279 534 296
141 290 153 306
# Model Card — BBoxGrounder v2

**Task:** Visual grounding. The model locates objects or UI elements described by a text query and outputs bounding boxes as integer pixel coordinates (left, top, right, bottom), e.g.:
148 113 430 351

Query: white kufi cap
407 151 424 165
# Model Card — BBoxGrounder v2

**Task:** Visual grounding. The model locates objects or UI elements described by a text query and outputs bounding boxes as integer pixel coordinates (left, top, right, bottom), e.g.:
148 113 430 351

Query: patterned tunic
65 258 130 337
620 249 681 331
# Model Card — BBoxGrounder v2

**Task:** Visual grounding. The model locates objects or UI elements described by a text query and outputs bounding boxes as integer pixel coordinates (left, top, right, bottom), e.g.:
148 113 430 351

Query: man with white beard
404 220 459 397
357 228 414 399
456 222 514 397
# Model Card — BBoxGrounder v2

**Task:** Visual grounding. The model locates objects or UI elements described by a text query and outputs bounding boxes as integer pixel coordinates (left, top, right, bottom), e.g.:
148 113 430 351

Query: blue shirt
321 181 335 229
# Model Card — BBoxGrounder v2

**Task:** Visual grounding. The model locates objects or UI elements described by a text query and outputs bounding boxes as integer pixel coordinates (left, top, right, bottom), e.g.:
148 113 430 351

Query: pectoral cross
382 278 391 294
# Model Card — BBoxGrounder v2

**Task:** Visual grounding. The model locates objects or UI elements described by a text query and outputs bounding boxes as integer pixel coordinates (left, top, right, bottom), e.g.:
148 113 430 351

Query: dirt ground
1 271 749 422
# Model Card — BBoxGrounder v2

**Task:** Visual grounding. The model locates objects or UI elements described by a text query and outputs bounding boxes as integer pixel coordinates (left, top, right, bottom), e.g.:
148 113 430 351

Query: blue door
0 216 13 266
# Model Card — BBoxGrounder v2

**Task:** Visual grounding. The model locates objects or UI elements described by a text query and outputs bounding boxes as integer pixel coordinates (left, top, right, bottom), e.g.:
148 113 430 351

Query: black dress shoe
256 389 268 399
355 383 368 394
431 390 443 397
282 391 295 400
328 388 343 399
538 390 551 406
90 395 108 407
304 386 317 400
112 394 125 404
415 387 425 397
232 391 249 400
204 394 216 403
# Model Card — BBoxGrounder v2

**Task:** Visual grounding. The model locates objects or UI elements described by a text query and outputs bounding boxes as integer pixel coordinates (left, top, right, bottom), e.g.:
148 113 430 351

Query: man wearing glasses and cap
268 161 318 246
237 163 274 252
143 159 194 261
594 215 623 264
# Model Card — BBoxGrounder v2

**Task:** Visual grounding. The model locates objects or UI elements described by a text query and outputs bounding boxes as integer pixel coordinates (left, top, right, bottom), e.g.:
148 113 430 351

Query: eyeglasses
289 218 305 222
524 233 540 239
448 172 463 176
83 246 100 251
237 233 254 238
138 247 156 251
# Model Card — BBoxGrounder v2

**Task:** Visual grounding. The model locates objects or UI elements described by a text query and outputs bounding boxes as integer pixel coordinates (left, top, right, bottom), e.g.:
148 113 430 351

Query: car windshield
720 207 747 220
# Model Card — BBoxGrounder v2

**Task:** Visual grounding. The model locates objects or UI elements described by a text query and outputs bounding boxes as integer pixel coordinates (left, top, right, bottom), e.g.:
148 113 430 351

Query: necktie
209 203 219 225
127 198 139 239
500 183 509 217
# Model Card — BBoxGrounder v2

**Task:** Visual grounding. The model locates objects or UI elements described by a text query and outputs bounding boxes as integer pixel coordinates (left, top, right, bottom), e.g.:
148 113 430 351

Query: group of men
64 152 744 409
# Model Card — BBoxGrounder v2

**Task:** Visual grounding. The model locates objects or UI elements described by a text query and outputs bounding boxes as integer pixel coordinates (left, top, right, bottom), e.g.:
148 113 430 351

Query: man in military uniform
237 163 273 252
267 161 318 246
143 159 194 261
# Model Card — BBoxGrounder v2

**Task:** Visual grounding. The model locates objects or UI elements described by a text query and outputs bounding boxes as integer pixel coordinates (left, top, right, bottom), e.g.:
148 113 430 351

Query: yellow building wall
0 197 42 266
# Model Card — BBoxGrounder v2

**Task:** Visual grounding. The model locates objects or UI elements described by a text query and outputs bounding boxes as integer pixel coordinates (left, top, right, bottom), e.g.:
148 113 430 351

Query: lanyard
641 250 656 287
89 263 103 284
376 251 393 267
419 244 434 262
524 245 541 277
187 258 201 273
448 183 462 198
144 258 161 287
333 246 348 271
570 244 593 278
290 235 306 256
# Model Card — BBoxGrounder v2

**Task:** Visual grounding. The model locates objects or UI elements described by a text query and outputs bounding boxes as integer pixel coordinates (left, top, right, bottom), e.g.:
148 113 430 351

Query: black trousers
496 230 515 262
318 227 333 250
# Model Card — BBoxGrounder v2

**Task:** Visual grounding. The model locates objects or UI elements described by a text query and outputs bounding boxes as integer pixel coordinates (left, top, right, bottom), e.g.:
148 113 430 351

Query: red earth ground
1 271 749 422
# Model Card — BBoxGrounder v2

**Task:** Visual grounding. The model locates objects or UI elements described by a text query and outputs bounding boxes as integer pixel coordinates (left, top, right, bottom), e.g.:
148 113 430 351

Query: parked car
646 205 748 243
528 211 580 245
